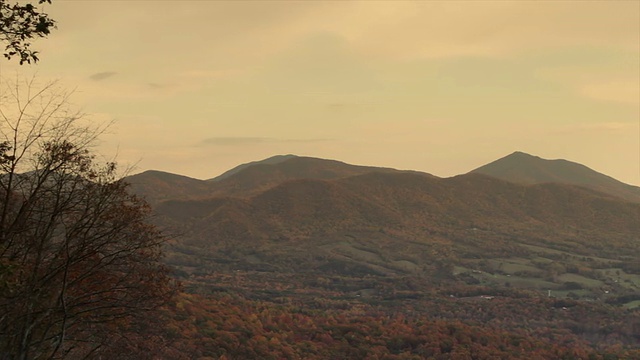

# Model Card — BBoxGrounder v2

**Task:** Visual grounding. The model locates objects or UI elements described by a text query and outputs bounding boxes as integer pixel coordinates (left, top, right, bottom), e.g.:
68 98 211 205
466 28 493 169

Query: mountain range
128 151 640 205
125 152 639 293
127 154 414 204
124 151 640 355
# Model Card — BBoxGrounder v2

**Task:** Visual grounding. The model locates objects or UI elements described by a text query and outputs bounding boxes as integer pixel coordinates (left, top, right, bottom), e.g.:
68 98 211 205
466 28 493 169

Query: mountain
125 170 209 204
128 154 640 299
205 155 417 198
471 151 640 202
132 154 640 356
209 154 298 181
126 155 422 203
156 169 639 280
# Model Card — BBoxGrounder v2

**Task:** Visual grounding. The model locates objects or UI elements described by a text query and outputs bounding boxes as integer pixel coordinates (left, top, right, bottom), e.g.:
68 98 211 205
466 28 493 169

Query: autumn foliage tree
0 77 175 359
1 0 55 64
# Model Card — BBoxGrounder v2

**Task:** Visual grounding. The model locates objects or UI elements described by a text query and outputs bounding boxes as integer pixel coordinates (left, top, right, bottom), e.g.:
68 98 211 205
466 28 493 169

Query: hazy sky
1 1 638 185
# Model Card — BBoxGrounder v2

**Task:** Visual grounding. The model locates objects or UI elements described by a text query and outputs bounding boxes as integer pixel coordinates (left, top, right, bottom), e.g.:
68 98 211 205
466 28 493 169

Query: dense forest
131 154 640 359
153 286 640 359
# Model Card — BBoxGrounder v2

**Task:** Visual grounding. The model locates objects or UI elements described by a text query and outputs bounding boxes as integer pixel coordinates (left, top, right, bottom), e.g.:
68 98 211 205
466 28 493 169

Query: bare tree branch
0 77 176 359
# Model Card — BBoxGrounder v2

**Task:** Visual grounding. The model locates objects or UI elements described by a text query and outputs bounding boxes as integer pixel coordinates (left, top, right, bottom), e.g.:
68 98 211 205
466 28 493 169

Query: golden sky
1 1 639 185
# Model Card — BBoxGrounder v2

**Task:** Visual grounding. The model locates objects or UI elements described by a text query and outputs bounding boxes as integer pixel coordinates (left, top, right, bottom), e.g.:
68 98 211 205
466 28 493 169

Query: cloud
577 122 637 131
579 80 640 104
554 122 638 134
256 33 378 94
200 137 331 146
324 102 373 112
89 71 117 81
147 82 171 89
345 1 639 60
180 69 245 80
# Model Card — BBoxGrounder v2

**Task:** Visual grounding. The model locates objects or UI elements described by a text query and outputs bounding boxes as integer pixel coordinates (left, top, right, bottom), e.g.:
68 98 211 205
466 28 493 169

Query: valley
128 152 640 358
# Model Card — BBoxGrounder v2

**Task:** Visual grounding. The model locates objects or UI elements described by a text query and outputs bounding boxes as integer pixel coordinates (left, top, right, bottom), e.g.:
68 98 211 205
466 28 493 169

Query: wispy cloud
579 80 640 104
325 102 362 111
181 69 245 80
200 137 331 146
576 122 637 131
89 71 117 81
147 82 172 89
555 122 637 134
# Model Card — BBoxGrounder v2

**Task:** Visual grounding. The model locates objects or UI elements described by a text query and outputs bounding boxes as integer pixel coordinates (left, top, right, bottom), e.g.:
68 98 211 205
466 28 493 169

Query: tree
1 0 55 64
0 77 175 359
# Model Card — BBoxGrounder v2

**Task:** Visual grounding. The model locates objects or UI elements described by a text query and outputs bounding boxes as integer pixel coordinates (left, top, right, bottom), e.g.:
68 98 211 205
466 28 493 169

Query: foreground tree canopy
0 78 175 359
0 0 55 64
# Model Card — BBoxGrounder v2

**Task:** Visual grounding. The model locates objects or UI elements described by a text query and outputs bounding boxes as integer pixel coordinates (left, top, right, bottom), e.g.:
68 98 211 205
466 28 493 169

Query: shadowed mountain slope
129 155 640 355
154 170 640 276
125 170 209 205
209 154 298 182
206 155 416 198
134 154 640 262
126 155 424 203
471 151 640 202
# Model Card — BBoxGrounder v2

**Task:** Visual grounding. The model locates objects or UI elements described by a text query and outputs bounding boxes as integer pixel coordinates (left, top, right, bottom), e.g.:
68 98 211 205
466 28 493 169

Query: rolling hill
128 152 640 356
209 154 297 181
125 170 209 205
144 155 639 300
156 170 639 269
131 153 640 273
126 154 419 203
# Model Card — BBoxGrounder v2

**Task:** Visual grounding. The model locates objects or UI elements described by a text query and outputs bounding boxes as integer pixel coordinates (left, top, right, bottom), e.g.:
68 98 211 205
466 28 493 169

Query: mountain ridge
126 151 640 356
155 168 640 279
126 154 433 203
208 154 298 182
471 151 640 202
127 151 640 204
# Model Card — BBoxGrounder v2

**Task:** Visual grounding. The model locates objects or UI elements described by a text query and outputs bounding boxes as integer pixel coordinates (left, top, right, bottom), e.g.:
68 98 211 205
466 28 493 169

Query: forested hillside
128 154 640 358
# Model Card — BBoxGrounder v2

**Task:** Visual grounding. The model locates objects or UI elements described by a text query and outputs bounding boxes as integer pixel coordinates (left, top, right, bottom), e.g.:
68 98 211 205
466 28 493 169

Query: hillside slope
471 151 640 202
127 155 422 202
137 154 640 355
205 155 417 198
156 171 640 276
126 170 209 205
209 154 297 181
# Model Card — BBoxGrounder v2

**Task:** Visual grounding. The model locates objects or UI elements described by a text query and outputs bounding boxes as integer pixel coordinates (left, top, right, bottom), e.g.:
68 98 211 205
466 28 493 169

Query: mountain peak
472 151 640 202
209 154 298 182
509 150 537 158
